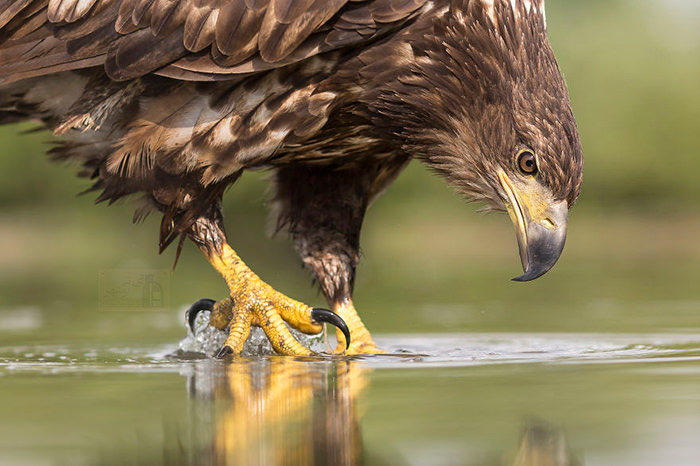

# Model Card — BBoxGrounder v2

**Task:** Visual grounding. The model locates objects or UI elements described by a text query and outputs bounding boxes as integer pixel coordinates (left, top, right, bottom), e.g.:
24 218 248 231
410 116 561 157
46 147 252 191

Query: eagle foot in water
187 297 350 358
190 243 351 357
329 300 385 355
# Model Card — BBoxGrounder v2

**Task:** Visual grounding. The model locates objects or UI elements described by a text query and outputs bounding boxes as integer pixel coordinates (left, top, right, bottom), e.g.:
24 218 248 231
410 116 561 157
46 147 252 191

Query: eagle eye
517 150 538 175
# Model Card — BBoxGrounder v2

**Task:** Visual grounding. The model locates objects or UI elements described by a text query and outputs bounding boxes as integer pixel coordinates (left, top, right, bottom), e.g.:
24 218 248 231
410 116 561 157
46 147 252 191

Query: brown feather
55 0 119 40
150 0 189 36
258 0 344 62
182 3 217 52
65 21 119 58
115 0 139 32
105 27 186 80
214 0 264 62
0 8 48 44
0 0 36 29
2 0 429 83
368 0 424 23
47 0 100 23
131 0 155 26
272 0 314 24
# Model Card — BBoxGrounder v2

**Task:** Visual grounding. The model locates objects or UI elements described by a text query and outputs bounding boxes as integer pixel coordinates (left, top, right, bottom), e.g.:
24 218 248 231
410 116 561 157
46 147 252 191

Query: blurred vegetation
0 0 699 344
1 0 699 211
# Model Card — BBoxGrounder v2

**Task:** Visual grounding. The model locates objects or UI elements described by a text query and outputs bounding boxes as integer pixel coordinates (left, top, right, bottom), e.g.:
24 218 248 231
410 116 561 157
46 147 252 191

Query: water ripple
0 333 699 375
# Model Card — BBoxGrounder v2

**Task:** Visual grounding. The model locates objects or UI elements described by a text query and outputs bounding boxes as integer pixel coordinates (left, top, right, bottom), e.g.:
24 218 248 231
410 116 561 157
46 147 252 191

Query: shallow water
1 331 699 465
1 211 699 465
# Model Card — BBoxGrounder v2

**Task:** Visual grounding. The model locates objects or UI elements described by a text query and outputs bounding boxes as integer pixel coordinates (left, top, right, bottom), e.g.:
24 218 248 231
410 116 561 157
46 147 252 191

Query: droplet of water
177 310 326 357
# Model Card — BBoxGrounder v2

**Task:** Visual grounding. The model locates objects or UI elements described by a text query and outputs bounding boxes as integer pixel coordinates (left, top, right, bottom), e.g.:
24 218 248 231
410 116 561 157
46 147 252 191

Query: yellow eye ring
517 150 538 175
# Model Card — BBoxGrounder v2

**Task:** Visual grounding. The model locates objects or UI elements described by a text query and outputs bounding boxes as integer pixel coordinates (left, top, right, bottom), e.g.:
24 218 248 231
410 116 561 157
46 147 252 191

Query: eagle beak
498 172 569 282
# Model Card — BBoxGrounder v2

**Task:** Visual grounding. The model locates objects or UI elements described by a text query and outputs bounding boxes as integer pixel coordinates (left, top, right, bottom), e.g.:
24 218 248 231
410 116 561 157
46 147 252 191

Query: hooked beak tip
513 219 568 282
512 266 553 282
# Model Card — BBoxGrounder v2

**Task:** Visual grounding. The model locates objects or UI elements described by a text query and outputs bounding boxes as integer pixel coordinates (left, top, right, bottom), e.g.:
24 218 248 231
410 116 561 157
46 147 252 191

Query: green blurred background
0 0 699 347
1 2 700 465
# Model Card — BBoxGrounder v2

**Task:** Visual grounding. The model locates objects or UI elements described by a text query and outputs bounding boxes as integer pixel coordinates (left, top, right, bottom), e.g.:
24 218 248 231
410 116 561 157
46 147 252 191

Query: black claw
311 308 351 352
186 298 217 333
215 345 234 359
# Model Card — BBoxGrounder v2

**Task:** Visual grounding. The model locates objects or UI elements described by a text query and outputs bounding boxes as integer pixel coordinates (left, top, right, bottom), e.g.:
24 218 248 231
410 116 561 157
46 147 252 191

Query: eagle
0 0 583 356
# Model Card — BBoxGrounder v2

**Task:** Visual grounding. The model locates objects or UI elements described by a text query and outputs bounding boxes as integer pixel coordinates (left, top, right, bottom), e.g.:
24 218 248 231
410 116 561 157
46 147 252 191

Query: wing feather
0 0 37 29
105 27 187 80
214 0 265 61
272 0 314 24
150 0 190 36
115 0 139 32
131 0 155 26
47 0 100 23
0 0 428 82
0 3 49 45
66 20 120 58
368 0 426 22
183 3 218 52
258 0 345 62
56 1 120 40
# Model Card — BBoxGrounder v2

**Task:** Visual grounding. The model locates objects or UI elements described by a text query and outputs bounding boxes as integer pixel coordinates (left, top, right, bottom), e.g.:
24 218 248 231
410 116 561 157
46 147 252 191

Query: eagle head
374 0 583 281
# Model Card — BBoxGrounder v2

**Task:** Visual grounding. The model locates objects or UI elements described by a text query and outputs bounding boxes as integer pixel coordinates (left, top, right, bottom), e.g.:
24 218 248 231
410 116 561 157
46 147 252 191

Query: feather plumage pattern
0 0 582 316
0 0 426 82
48 0 100 23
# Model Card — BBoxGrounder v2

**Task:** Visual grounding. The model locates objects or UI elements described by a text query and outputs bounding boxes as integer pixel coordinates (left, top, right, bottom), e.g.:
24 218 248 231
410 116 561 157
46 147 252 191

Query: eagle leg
331 299 382 355
188 217 349 357
272 159 409 354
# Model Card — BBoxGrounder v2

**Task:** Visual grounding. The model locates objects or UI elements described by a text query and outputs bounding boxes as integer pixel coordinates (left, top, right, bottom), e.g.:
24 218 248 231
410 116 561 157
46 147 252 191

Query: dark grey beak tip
512 223 567 283
512 268 550 282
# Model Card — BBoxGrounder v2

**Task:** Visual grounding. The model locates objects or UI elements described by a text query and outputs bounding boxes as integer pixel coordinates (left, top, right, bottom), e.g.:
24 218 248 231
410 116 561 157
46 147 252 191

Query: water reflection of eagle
185 360 581 465
188 361 367 465
0 0 583 356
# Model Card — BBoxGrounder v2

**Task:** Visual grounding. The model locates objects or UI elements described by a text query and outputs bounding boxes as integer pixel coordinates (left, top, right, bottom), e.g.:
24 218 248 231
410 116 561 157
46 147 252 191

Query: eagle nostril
541 218 557 230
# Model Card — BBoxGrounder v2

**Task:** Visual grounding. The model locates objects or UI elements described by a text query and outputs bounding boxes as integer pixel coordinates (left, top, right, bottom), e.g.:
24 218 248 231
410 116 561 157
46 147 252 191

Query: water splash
176 310 327 357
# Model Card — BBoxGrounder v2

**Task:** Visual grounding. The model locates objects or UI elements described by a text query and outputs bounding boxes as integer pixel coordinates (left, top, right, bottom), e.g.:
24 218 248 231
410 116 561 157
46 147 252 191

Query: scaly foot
333 300 385 355
186 291 349 358
190 243 351 357
184 233 354 357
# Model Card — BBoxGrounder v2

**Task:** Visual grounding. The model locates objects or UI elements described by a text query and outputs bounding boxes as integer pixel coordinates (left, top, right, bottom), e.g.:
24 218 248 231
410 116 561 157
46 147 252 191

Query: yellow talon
200 243 348 357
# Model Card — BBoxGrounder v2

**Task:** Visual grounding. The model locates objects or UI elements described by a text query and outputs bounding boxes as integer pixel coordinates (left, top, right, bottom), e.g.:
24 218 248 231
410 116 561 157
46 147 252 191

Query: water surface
1 331 699 466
